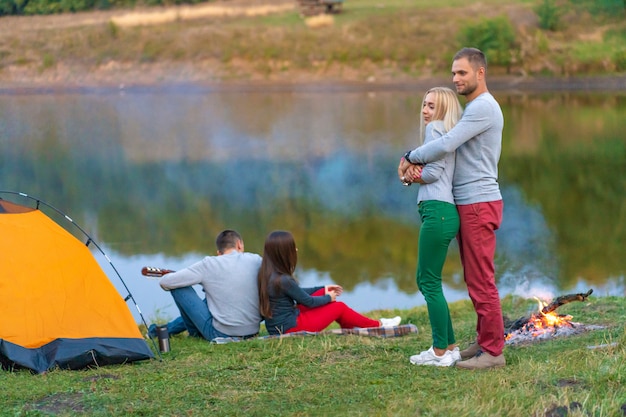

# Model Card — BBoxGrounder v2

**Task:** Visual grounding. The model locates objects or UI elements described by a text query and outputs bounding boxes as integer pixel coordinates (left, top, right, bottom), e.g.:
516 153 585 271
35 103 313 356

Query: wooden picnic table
298 0 344 16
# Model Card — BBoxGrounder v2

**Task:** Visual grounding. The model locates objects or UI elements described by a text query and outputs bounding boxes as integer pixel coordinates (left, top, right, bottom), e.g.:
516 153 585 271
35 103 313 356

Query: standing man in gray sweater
156 230 262 341
399 47 505 369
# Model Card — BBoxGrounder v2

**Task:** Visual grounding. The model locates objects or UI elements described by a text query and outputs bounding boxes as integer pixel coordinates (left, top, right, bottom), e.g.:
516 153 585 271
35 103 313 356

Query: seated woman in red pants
258 230 401 335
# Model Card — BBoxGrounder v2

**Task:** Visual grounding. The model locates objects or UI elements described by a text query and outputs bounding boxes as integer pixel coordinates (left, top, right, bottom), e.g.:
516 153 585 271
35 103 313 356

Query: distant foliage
0 0 20 14
614 50 626 71
604 26 626 71
535 0 562 31
458 16 519 70
569 0 625 15
0 0 104 14
24 0 98 14
605 27 626 43
0 0 206 15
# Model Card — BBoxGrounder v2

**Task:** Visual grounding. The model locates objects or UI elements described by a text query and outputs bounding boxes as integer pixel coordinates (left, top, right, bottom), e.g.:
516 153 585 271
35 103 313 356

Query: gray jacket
417 120 455 205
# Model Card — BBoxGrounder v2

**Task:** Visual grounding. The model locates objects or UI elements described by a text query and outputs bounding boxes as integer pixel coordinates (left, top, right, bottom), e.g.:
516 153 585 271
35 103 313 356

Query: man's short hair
454 47 487 71
215 230 242 253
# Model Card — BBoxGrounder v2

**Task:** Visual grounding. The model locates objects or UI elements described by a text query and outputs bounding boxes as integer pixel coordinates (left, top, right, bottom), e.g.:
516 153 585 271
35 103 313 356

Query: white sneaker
410 347 441 365
380 316 401 327
409 347 461 367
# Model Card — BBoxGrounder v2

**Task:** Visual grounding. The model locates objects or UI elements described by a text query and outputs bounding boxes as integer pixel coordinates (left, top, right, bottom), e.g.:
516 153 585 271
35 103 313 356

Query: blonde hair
418 87 463 145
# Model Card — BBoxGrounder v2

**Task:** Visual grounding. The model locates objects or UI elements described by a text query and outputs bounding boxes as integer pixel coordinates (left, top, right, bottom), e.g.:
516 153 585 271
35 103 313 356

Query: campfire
504 289 599 345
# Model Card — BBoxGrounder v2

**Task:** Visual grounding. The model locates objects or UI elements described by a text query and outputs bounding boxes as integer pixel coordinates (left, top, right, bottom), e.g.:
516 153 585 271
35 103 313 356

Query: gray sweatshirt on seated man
160 252 262 337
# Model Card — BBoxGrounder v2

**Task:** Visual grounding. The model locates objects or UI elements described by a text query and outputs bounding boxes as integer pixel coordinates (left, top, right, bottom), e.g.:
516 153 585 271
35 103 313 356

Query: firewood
503 289 593 334
540 289 593 314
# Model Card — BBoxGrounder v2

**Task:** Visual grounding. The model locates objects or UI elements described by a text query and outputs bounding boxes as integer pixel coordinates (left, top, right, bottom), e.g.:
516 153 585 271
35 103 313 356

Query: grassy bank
0 0 625 87
2 295 625 416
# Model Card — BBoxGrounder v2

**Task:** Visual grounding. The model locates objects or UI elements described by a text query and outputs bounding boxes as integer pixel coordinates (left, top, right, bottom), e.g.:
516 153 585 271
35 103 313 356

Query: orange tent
0 197 153 373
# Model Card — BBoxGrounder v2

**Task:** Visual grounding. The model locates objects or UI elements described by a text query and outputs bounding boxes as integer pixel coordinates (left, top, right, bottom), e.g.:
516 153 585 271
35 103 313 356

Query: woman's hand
398 157 424 185
325 285 342 302
325 284 343 296
405 164 425 184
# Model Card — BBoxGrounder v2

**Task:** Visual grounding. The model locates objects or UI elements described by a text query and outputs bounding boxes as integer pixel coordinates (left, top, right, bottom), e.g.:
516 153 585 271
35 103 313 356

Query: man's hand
397 157 412 182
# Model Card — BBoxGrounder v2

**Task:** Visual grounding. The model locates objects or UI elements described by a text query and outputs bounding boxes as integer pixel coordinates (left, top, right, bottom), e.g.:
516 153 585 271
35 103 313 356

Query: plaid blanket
211 324 418 344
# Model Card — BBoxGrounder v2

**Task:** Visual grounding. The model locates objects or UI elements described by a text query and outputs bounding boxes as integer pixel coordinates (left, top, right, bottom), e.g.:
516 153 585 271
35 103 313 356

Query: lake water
1 85 624 324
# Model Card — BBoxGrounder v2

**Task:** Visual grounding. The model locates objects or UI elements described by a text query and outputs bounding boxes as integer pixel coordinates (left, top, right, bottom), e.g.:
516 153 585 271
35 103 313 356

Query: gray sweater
160 251 262 336
407 92 503 205
417 121 455 205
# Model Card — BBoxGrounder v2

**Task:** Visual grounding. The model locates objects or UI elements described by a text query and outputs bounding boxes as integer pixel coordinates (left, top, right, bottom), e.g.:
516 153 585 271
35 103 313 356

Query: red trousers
457 200 504 356
286 289 380 333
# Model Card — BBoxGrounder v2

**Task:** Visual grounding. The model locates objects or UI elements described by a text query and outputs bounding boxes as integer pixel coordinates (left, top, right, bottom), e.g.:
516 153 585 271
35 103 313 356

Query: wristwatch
404 151 414 164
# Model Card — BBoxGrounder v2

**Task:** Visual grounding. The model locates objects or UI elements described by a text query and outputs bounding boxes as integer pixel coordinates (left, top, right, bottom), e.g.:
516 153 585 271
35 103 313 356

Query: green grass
2 295 625 416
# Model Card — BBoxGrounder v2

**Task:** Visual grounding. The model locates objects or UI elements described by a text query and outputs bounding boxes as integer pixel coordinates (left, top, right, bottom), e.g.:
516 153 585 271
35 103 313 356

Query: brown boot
459 342 481 360
456 351 505 370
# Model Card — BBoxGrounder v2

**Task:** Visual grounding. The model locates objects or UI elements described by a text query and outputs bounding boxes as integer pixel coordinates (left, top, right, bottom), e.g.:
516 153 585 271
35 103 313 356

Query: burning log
504 289 594 343
540 289 593 315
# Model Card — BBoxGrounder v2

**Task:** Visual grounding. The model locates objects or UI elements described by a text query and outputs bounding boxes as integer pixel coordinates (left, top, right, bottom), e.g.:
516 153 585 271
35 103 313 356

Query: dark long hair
258 230 298 318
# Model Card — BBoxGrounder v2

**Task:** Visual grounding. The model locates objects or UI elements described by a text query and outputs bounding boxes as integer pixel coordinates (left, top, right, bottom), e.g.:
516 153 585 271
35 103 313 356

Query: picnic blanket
211 324 418 344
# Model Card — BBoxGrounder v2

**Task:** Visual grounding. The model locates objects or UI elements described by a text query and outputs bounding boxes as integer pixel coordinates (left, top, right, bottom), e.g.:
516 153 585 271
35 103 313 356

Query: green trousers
416 200 460 350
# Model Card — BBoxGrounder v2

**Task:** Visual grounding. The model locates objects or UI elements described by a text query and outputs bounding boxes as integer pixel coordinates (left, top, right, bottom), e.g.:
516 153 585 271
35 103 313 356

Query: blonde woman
400 87 463 367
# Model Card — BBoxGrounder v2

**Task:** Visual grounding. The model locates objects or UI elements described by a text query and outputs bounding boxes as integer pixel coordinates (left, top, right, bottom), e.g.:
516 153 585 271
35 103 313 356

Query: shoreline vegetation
1 0 625 92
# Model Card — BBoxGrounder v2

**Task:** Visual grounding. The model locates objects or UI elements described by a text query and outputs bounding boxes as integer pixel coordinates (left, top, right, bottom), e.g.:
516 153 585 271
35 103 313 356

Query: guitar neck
141 266 175 277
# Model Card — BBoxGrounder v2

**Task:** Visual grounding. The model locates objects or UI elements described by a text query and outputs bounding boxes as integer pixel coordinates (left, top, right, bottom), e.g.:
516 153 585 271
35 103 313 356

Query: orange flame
535 297 573 327
505 297 574 341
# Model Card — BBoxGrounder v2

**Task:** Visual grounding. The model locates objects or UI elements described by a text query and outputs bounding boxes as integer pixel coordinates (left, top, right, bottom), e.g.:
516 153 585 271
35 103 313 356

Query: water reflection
1 88 624 322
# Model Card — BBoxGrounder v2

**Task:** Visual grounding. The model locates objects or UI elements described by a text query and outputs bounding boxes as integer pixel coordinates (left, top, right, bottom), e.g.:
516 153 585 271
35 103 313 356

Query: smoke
495 185 560 300
498 268 557 301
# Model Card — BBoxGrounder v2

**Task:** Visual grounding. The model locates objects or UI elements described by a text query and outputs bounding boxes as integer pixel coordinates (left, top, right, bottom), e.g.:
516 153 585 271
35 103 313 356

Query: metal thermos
156 325 170 352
